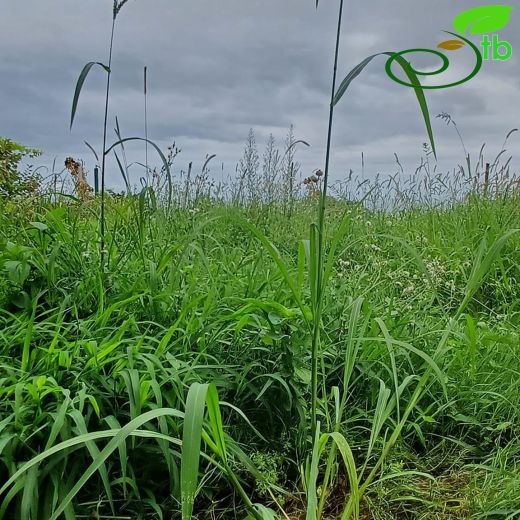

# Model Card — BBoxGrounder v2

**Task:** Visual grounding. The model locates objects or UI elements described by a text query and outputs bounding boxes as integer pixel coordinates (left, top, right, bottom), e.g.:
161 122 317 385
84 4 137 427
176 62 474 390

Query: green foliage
250 450 285 496
1 0 518 517
0 138 41 198
0 191 519 518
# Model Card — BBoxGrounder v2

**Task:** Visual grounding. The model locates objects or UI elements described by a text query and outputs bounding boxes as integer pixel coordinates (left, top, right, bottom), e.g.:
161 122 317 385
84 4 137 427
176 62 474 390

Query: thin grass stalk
99 16 116 274
144 66 149 184
311 0 345 442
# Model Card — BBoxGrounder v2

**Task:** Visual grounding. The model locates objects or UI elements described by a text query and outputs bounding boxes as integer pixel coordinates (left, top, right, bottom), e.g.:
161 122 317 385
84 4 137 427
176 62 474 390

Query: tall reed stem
100 16 116 273
311 0 345 441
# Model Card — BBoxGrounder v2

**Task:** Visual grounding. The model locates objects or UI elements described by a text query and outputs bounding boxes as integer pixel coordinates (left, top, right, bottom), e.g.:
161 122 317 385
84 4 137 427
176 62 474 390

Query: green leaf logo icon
453 5 513 35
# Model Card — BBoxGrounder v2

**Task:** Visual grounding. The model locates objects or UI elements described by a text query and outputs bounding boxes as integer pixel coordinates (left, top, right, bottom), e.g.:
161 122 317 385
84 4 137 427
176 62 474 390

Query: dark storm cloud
1 0 519 188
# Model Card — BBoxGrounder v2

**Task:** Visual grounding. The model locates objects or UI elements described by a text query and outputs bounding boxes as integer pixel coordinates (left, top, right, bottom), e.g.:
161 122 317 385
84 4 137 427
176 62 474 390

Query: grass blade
70 62 110 129
333 52 437 157
181 383 209 520
305 422 322 520
106 137 172 209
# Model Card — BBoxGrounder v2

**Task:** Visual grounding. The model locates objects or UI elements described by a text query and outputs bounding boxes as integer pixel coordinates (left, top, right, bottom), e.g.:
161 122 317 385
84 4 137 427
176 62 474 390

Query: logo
385 5 513 90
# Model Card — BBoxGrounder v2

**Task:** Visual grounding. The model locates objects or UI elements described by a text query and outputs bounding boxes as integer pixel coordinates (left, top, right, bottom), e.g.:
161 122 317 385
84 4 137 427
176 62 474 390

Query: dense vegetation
1 175 519 518
2 1 519 518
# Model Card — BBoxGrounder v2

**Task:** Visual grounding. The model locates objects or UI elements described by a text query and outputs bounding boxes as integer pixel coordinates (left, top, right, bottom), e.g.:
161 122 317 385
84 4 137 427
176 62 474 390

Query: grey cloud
1 0 518 190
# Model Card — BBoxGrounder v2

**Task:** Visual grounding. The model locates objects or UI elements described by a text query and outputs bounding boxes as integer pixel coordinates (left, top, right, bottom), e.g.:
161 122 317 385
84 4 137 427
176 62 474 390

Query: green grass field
1 186 519 519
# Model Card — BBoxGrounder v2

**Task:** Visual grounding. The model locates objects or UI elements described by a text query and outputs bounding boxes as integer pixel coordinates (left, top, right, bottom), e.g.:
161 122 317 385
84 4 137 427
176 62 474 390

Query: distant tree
0 138 42 198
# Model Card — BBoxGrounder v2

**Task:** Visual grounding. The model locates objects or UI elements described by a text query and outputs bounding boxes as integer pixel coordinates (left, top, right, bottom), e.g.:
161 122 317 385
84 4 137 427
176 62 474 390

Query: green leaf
333 55 377 106
295 366 312 385
113 117 132 194
70 62 110 129
29 221 48 232
388 53 436 160
453 5 513 35
181 383 209 520
44 392 71 450
460 229 520 314
205 384 227 462
4 260 30 285
328 432 360 520
84 141 100 163
305 422 322 520
245 505 278 520
333 52 437 158
114 150 131 194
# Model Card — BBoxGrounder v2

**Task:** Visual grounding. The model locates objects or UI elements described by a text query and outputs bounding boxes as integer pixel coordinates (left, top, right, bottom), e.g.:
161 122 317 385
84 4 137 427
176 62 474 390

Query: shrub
0 137 42 198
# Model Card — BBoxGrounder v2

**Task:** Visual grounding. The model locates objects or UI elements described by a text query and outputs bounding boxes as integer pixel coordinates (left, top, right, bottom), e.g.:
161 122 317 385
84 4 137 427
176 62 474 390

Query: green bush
0 137 42 198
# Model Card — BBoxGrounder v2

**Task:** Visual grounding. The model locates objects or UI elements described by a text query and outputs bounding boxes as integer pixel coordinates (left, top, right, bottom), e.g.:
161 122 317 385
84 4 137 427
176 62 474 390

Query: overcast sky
1 0 519 190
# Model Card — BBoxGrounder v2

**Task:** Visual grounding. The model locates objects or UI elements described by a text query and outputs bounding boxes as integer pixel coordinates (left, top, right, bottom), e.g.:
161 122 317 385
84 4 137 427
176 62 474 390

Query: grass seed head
114 0 131 18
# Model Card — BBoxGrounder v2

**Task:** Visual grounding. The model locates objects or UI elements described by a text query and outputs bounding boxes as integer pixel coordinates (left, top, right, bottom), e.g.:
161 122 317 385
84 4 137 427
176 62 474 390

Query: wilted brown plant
65 157 93 201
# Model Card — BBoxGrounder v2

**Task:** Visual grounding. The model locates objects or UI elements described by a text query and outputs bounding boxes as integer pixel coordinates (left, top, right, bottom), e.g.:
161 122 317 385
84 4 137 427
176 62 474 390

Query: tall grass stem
311 0 345 442
100 16 116 273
